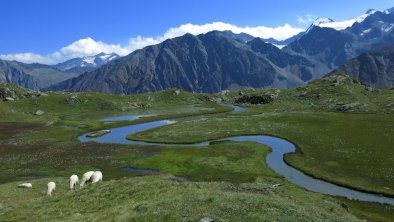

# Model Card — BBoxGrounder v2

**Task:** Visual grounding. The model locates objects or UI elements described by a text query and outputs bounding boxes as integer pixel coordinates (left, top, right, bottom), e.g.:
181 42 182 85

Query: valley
0 73 393 221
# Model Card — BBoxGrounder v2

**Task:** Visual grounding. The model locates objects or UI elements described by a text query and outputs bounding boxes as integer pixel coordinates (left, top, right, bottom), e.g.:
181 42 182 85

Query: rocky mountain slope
48 8 394 94
284 10 394 79
48 31 310 94
334 45 394 89
0 60 80 90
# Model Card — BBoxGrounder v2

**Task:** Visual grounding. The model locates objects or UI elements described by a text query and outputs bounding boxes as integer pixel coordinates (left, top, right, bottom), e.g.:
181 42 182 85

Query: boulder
4 97 14 101
199 217 214 222
66 96 81 104
35 110 44 116
235 94 273 104
335 103 358 111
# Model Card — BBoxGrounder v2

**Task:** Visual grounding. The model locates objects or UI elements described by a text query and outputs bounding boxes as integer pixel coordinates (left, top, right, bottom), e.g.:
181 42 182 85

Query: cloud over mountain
0 22 304 64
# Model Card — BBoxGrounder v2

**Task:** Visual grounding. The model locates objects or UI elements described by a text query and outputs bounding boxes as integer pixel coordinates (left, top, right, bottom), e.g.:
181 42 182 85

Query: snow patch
314 9 377 31
361 28 372 36
383 24 394 32
273 44 286 49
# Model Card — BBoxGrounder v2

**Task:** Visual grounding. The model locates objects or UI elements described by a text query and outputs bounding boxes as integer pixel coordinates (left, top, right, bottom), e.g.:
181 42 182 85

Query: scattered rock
200 217 214 222
218 90 229 96
365 87 374 92
174 89 181 95
18 183 32 188
35 110 44 116
335 102 358 111
66 96 81 104
272 183 281 188
169 176 188 183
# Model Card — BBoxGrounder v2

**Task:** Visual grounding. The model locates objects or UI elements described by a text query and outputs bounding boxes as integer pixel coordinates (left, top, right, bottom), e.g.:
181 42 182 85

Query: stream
78 104 394 205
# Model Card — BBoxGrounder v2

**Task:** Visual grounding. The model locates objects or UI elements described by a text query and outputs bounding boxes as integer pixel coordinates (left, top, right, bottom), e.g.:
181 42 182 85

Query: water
221 103 247 112
123 167 159 175
78 104 394 205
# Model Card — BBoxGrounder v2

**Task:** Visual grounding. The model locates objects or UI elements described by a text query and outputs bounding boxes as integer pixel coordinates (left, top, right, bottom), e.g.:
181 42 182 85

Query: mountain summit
310 9 377 31
54 52 120 73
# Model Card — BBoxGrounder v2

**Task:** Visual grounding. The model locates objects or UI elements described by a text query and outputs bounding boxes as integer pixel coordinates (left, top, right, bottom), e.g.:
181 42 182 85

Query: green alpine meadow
1 73 393 221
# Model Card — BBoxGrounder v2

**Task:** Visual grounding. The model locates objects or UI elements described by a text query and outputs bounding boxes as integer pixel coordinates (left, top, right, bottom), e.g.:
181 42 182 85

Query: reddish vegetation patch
0 122 40 140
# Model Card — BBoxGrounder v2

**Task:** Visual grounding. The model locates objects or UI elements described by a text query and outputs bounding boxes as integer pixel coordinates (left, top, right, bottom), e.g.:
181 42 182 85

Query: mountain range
0 52 119 90
48 8 394 93
0 60 80 90
48 31 317 94
2 8 394 93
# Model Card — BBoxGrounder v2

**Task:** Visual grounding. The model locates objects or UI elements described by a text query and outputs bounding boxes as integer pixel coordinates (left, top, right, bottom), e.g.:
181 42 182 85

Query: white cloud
0 22 305 64
0 53 51 64
59 37 130 58
297 14 317 26
162 22 303 40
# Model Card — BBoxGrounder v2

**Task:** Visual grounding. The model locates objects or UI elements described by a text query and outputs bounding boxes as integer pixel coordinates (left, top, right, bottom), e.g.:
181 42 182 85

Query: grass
0 75 393 221
114 141 277 183
129 111 394 197
0 176 361 222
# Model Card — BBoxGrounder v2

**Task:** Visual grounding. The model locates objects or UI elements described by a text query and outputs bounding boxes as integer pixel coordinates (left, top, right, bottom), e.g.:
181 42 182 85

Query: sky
1 0 393 64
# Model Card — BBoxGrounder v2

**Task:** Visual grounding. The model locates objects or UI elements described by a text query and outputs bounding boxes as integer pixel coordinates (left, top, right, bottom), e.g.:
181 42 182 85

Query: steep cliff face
334 45 394 89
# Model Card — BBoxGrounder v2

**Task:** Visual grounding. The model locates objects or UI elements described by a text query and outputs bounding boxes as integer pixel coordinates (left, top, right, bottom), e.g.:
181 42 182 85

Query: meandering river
78 104 394 205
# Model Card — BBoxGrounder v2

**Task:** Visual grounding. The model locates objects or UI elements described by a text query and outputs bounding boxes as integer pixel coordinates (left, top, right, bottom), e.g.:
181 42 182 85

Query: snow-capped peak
312 9 377 31
54 52 120 71
384 7 394 14
313 18 334 26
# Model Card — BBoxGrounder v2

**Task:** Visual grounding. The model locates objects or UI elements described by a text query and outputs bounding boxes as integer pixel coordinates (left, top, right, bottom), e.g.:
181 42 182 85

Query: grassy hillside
0 175 360 222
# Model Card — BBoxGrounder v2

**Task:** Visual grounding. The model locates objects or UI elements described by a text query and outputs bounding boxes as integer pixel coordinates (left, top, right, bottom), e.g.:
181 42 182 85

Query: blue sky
1 0 393 64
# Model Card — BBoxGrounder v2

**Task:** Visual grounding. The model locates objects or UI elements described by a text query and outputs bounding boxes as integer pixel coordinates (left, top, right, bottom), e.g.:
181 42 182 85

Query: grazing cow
18 183 32 188
80 171 94 187
69 174 79 190
47 182 56 196
91 171 103 183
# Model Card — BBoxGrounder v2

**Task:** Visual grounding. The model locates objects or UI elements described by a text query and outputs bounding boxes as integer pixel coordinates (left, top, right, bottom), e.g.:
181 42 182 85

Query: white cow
18 183 32 188
47 182 56 196
80 171 94 187
91 171 103 183
69 174 79 190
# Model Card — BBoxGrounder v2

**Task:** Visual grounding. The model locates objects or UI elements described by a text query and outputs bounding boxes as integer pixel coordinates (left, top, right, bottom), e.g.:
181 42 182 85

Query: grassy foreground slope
0 175 360 222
